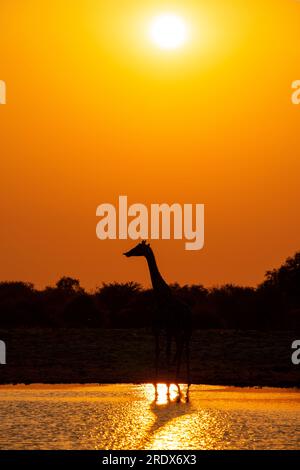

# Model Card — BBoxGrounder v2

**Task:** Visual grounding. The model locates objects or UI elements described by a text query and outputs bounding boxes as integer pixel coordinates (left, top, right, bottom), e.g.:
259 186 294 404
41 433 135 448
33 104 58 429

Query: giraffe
123 241 192 398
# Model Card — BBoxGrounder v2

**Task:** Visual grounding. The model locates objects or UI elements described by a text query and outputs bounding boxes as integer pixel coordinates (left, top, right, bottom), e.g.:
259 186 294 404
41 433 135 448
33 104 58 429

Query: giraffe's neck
145 249 170 295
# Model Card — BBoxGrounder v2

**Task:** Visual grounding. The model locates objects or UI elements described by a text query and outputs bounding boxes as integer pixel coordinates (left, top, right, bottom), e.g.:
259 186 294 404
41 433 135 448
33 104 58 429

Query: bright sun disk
149 13 188 50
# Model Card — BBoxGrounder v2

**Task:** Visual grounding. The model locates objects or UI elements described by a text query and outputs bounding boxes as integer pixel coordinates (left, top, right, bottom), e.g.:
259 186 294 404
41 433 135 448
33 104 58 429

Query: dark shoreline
0 328 299 387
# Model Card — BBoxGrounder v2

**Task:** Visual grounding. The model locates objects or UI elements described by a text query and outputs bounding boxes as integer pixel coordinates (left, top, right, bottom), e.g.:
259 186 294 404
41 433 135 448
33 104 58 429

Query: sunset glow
149 14 188 50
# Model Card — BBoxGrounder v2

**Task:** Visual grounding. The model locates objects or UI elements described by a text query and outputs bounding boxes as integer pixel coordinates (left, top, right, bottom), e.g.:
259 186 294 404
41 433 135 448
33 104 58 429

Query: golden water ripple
0 384 299 449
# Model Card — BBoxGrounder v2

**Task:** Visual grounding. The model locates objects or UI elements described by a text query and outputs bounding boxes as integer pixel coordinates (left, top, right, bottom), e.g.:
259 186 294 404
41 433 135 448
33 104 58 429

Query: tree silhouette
0 252 299 329
56 276 84 294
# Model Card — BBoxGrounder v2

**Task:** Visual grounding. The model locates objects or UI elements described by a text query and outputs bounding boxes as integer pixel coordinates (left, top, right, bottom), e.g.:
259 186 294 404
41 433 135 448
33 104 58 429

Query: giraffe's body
124 241 192 386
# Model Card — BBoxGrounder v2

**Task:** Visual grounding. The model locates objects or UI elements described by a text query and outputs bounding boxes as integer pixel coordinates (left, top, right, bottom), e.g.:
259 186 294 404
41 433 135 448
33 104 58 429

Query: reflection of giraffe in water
154 383 190 404
138 383 192 450
124 241 192 390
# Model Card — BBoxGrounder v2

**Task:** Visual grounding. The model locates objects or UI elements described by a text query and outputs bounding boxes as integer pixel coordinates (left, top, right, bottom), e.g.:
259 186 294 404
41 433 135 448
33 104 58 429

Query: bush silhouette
0 251 299 330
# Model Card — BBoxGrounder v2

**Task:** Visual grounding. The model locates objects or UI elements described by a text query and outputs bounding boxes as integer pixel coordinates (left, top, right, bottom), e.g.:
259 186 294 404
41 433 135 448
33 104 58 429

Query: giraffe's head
123 240 151 258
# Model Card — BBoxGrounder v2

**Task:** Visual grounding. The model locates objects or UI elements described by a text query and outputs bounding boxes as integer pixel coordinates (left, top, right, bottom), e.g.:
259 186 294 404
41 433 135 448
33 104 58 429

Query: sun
149 13 189 50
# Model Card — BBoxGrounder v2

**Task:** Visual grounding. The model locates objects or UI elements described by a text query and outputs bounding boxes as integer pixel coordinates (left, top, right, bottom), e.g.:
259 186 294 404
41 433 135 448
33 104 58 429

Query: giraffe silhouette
124 241 192 388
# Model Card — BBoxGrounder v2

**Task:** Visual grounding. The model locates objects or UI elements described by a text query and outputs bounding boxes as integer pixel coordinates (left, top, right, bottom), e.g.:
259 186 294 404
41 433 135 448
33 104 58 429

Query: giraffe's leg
186 338 191 387
154 383 158 401
172 334 181 366
175 383 182 403
175 337 184 382
166 334 172 378
155 333 160 380
172 347 178 366
186 383 190 403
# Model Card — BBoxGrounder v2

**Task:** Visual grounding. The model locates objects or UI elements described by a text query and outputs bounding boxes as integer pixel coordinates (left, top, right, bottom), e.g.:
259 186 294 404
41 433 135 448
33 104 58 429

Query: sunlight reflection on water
0 384 299 449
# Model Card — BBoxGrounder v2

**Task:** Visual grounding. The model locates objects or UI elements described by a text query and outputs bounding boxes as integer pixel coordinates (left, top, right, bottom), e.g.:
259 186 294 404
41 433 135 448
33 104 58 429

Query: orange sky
1 0 300 290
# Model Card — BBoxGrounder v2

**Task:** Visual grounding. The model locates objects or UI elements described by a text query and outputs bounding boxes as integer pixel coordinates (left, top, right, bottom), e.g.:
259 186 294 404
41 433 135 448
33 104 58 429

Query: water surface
0 384 299 450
